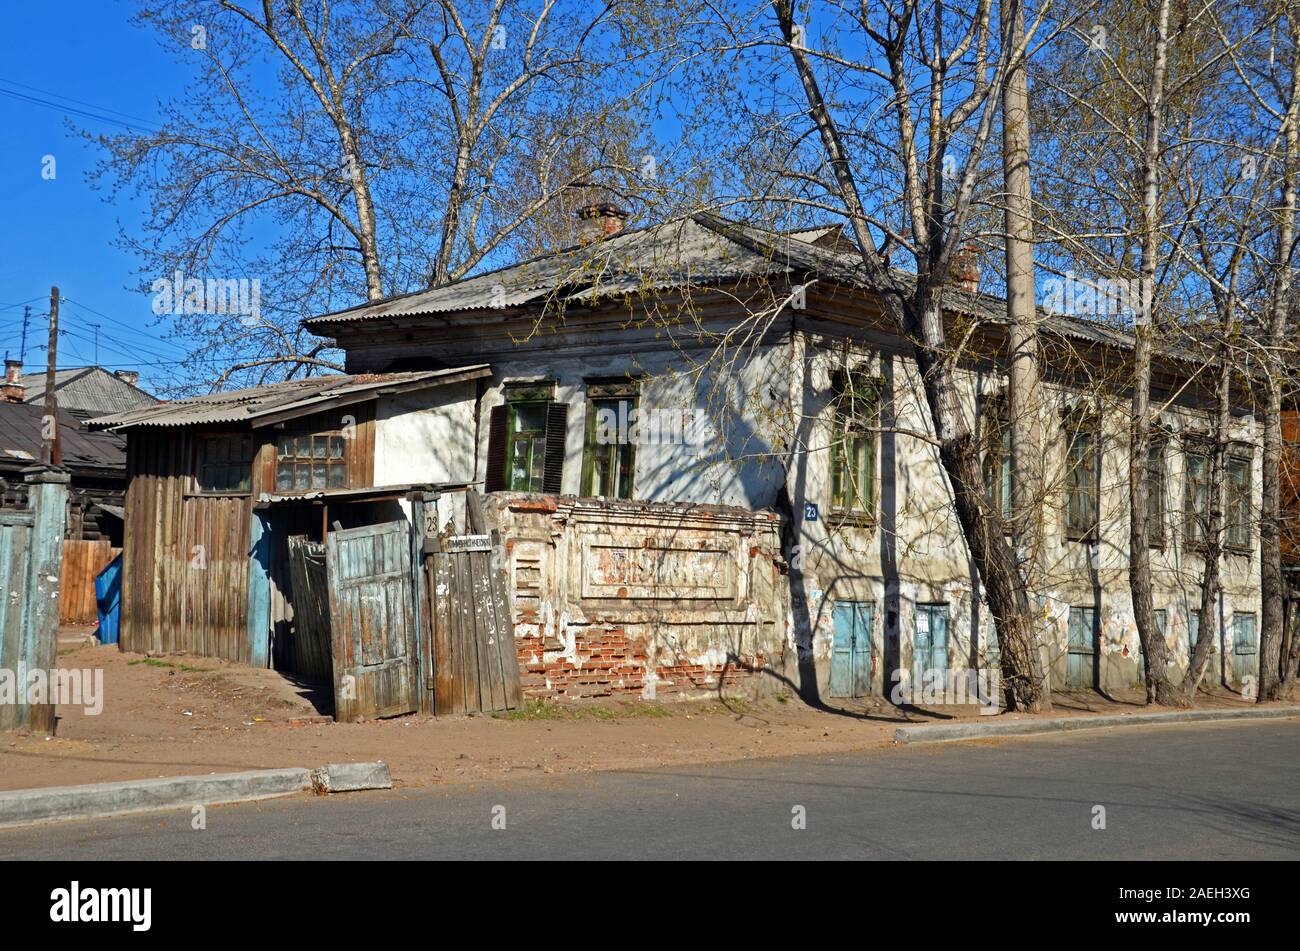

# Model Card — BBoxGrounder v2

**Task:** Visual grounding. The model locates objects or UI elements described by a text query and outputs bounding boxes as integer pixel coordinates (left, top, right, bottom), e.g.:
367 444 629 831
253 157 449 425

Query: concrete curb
894 704 1300 745
0 761 394 829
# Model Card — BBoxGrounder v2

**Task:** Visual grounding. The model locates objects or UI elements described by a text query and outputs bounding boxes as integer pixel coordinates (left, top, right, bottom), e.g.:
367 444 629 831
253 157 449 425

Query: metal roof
21 366 158 416
302 211 1171 361
0 401 125 473
84 365 491 432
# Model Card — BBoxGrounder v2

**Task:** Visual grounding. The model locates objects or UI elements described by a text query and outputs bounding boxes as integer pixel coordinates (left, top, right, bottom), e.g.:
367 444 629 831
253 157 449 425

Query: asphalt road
2 719 1297 860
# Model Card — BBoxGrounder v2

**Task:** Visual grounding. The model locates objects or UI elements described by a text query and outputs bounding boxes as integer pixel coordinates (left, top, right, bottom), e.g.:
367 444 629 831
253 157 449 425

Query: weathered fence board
59 539 119 625
0 469 68 733
426 540 521 715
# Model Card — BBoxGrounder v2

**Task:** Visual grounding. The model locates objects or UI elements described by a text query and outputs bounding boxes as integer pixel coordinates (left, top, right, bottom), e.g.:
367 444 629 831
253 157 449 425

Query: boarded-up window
197 434 253 493
276 432 347 491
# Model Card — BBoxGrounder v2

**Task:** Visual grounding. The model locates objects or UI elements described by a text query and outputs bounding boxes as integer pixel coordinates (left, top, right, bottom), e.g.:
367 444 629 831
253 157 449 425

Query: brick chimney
114 369 140 386
2 358 24 403
576 203 629 244
950 246 981 293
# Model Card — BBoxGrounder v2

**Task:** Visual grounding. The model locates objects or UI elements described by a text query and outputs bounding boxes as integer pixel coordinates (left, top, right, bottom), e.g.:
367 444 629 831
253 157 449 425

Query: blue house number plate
804 502 819 521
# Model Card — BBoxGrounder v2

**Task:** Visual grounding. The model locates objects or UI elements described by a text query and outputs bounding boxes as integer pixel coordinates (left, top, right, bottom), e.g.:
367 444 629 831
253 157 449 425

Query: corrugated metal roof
0 401 125 472
21 366 158 416
303 211 1188 363
85 365 491 431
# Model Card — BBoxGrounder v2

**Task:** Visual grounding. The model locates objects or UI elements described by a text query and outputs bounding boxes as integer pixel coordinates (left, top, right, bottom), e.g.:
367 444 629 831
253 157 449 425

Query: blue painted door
830 602 874 697
1232 613 1257 684
1066 607 1095 689
914 604 949 683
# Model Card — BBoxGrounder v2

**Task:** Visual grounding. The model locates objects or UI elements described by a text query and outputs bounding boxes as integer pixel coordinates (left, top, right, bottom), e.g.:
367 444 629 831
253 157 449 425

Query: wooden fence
59 539 120 625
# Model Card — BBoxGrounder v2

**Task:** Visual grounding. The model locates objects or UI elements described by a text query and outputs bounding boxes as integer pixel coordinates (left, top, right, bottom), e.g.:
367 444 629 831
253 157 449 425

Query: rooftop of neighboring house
0 400 125 477
85 364 490 432
16 364 157 418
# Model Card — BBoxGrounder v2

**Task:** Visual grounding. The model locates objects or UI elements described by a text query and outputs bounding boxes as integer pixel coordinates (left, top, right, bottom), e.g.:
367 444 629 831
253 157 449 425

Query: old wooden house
92 209 1272 715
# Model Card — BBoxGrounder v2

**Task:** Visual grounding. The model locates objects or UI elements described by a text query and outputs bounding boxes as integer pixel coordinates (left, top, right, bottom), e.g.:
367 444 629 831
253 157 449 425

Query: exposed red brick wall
515 624 766 701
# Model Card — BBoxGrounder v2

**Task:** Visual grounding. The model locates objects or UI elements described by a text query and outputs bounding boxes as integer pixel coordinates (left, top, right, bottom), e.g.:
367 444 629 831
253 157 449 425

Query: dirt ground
0 635 1272 792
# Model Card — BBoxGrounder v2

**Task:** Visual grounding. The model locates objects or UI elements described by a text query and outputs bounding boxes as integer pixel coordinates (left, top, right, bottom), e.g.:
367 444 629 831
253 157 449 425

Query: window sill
828 510 877 530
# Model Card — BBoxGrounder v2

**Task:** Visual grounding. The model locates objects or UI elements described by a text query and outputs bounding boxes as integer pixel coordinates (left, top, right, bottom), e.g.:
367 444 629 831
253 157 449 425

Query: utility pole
20 305 30 364
42 286 61 467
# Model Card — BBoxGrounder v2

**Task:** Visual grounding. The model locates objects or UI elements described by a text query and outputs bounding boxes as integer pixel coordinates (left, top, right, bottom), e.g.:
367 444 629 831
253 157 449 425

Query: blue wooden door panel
830 602 855 697
1066 607 1095 689
830 601 874 698
853 603 874 696
914 604 948 686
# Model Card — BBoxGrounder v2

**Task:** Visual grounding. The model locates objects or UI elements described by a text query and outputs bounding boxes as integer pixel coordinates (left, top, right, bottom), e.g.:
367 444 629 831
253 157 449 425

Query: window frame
193 432 254 496
1064 416 1100 542
581 379 639 500
1147 436 1167 548
829 368 883 526
981 393 1013 524
1182 443 1212 547
1225 450 1253 553
273 429 349 494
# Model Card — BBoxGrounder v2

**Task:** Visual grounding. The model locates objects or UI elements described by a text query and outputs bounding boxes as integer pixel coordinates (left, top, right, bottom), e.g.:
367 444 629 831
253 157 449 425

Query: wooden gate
326 520 421 722
426 536 522 715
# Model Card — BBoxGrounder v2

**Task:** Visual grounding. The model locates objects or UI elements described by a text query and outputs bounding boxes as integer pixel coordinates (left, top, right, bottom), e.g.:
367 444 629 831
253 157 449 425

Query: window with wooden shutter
486 382 567 494
542 402 568 494
484 404 508 492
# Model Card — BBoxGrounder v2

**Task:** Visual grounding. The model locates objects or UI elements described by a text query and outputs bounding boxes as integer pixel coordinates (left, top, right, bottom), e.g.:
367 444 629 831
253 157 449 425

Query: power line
0 76 160 126
0 78 163 133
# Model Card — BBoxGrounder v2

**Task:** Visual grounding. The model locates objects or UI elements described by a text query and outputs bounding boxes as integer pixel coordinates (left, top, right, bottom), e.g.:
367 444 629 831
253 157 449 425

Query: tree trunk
1182 351 1232 701
1001 0 1051 706
1259 21 1299 701
1129 0 1179 705
338 122 384 301
772 0 1051 711
914 295 1051 712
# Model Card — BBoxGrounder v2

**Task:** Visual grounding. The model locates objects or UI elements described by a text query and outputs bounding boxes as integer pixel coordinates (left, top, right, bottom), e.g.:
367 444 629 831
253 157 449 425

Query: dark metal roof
0 401 125 473
21 366 158 416
84 365 491 431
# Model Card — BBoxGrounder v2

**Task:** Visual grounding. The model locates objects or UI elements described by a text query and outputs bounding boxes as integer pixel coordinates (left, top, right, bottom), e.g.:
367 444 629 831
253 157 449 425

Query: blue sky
0 1 194 392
